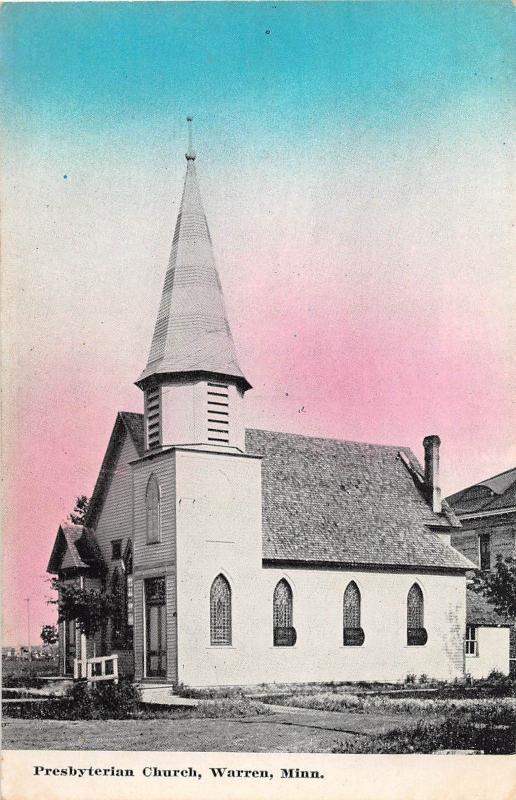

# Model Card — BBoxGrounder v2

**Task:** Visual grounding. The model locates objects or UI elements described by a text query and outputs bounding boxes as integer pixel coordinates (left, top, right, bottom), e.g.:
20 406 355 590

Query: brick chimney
423 435 441 513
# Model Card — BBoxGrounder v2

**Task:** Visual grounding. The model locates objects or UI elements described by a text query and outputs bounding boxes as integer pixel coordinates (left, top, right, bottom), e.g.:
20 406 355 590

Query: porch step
136 683 198 707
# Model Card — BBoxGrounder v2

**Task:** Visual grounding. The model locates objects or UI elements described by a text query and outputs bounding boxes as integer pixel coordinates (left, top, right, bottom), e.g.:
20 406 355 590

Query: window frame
210 574 232 646
479 534 491 571
111 539 122 561
407 583 427 646
145 474 161 545
273 579 296 647
465 624 478 657
343 581 365 646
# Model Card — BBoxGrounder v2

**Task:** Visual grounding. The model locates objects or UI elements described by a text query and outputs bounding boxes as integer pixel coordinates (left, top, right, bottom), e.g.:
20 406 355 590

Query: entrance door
145 577 167 678
64 618 76 675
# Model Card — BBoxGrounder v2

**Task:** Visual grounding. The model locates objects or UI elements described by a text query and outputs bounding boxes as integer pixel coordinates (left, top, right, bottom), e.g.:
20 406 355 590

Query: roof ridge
246 427 413 452
447 465 516 499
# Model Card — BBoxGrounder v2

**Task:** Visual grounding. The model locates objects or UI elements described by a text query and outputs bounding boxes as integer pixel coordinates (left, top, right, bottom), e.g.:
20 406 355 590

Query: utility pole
25 597 31 660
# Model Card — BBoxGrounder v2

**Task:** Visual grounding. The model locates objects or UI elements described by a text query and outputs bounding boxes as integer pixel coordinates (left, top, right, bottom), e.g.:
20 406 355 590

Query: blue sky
3 2 514 160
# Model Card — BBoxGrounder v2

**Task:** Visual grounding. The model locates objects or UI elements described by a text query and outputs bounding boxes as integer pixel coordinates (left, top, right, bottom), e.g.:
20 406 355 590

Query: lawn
2 717 346 752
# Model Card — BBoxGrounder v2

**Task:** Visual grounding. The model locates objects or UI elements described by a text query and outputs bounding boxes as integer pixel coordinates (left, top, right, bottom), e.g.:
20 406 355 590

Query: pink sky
2 115 515 647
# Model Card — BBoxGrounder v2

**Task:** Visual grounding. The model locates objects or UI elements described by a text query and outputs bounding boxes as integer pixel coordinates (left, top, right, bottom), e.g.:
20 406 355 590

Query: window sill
465 654 479 659
207 645 235 650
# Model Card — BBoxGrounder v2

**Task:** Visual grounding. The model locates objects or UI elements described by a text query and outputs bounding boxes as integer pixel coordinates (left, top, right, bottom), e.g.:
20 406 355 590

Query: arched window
407 583 427 646
273 579 296 646
210 574 232 645
146 475 161 544
343 581 364 646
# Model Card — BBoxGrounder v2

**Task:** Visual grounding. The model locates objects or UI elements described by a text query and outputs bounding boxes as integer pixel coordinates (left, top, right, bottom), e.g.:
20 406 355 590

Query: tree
69 495 90 526
49 579 117 654
40 624 58 646
471 555 516 620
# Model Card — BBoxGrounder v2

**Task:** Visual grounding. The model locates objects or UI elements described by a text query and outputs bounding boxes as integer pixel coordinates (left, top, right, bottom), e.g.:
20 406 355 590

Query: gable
47 525 105 575
85 412 144 530
246 428 473 572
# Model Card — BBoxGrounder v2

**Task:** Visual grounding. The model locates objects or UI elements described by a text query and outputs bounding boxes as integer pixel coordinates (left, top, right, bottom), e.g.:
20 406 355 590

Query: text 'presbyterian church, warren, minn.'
48 121 485 688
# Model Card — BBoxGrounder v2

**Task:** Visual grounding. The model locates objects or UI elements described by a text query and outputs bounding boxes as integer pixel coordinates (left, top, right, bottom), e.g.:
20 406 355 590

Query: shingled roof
72 413 472 573
447 466 516 515
137 147 250 390
246 428 472 571
47 525 106 575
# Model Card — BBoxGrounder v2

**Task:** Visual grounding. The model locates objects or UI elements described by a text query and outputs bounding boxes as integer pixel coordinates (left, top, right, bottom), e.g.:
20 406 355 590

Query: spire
137 119 250 390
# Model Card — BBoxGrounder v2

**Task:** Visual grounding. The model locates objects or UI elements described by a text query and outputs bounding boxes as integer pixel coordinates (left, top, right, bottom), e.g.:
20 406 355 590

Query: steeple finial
186 116 196 161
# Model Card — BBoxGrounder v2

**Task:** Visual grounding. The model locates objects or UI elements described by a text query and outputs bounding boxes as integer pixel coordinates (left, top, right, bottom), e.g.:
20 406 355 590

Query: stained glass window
210 574 231 645
146 475 161 544
343 581 364 645
407 584 427 645
273 579 296 646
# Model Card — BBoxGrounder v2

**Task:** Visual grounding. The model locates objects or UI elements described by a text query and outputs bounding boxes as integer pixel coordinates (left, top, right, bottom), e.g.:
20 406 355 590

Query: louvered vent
146 387 161 449
207 382 229 443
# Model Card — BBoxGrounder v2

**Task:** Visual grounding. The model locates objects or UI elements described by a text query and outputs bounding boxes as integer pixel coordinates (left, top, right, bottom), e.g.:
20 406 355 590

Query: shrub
333 714 515 755
405 673 416 685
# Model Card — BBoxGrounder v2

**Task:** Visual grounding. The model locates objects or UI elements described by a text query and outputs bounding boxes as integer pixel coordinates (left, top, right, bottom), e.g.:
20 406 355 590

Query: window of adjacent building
343 581 365 646
273 579 296 646
479 534 491 571
407 583 427 646
146 475 161 544
465 625 477 656
111 539 122 561
146 387 161 449
210 574 231 645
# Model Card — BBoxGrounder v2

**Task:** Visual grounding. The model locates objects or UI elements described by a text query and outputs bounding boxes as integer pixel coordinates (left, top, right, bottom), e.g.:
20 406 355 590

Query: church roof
246 428 473 572
137 139 250 390
81 413 471 573
446 466 516 515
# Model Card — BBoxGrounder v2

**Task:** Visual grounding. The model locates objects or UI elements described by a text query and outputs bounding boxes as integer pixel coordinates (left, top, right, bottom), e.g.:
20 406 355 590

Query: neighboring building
446 467 516 570
48 124 476 687
447 469 516 676
2 647 17 658
465 590 512 679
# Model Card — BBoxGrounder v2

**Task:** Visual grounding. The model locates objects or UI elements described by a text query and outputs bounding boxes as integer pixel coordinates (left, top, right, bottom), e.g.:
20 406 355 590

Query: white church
48 122 498 688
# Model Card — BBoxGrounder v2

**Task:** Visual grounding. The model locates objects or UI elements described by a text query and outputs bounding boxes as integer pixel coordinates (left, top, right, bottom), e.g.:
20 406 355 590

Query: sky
1 1 515 647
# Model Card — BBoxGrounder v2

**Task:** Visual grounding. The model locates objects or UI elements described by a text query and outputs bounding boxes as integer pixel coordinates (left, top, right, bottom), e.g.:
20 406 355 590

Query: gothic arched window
407 583 427 646
343 581 364 646
210 574 232 645
146 475 161 544
273 579 296 646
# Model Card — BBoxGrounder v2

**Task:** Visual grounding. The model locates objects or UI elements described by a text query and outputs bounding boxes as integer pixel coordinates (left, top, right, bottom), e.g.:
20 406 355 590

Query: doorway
145 577 167 678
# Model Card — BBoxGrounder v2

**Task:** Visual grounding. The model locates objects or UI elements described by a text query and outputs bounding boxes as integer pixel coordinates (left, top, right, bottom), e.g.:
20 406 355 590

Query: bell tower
136 118 251 452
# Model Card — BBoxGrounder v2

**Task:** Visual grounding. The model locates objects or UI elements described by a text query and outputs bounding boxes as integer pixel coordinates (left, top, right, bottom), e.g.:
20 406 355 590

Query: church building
48 121 477 687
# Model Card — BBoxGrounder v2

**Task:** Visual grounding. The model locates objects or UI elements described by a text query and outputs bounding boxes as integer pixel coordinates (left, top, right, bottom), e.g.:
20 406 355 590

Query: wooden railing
74 654 119 684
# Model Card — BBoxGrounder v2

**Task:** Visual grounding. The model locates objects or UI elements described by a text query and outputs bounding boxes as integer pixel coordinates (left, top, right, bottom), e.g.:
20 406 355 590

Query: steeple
137 118 250 391
137 119 250 453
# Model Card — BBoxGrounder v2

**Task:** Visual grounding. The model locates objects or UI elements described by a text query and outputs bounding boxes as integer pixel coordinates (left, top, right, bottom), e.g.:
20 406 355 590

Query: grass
261 691 516 717
1 717 343 752
332 710 515 755
2 657 59 687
